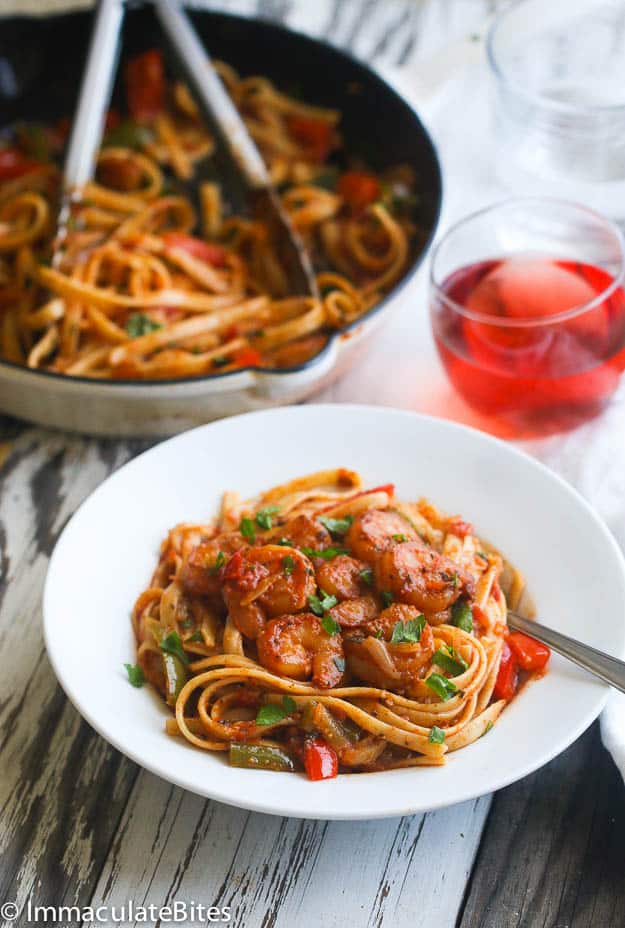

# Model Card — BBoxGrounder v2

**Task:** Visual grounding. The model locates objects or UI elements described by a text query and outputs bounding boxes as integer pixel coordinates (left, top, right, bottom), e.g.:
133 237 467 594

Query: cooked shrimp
344 622 435 695
153 522 215 586
345 508 417 562
361 602 423 639
375 541 474 613
257 612 344 687
270 513 331 551
328 594 379 628
315 554 370 600
222 545 316 639
179 530 247 599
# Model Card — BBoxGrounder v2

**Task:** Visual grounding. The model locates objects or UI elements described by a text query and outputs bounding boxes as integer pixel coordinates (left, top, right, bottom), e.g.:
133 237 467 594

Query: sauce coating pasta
0 50 420 379
129 469 550 779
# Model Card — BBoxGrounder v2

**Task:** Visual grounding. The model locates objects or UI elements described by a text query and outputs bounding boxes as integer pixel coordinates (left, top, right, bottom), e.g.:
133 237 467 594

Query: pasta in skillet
0 50 419 379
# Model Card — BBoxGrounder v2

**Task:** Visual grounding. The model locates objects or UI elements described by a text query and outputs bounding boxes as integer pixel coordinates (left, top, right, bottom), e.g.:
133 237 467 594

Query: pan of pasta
0 7 441 435
43 406 625 818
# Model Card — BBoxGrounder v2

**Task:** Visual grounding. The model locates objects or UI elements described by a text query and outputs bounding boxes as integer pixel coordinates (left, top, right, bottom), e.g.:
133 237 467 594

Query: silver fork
508 611 625 694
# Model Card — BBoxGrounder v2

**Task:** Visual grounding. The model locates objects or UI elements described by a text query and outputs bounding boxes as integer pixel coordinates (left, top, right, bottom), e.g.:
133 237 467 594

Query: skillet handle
382 16 494 123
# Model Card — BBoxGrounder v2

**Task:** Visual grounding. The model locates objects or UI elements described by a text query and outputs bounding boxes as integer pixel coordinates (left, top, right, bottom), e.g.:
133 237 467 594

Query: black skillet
0 4 442 427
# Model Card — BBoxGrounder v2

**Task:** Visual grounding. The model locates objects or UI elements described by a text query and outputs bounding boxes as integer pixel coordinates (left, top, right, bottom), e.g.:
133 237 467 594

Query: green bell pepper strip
229 743 295 772
162 652 188 707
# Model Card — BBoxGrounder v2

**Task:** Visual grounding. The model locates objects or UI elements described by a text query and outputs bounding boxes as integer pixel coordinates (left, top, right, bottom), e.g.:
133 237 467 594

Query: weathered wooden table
2 1 625 926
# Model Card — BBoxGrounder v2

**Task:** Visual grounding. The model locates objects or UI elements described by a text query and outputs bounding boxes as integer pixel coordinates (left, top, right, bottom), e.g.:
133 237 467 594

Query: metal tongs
56 0 318 297
55 0 125 260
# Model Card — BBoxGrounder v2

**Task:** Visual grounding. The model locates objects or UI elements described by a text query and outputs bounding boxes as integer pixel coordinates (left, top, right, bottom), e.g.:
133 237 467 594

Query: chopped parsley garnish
282 555 295 576
477 551 489 562
256 505 280 530
160 631 189 666
321 613 340 636
300 546 350 560
381 591 394 608
16 122 51 161
374 629 384 639
239 517 256 544
209 550 225 574
425 673 457 701
186 630 204 643
276 537 291 546
481 720 494 738
180 618 193 630
104 119 152 149
313 166 339 190
124 663 145 687
451 600 473 633
256 695 297 726
433 647 468 676
391 533 407 543
308 591 338 616
333 656 346 674
380 180 419 215
317 515 354 537
359 567 373 586
125 313 162 338
429 726 446 744
212 355 230 367
390 615 425 643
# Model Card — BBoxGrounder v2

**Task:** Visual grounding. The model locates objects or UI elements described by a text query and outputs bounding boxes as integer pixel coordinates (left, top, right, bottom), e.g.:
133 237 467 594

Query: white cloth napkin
319 38 625 782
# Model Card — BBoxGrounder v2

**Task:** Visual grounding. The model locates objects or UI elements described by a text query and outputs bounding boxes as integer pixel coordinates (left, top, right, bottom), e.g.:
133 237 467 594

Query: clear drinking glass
429 198 625 438
487 0 625 219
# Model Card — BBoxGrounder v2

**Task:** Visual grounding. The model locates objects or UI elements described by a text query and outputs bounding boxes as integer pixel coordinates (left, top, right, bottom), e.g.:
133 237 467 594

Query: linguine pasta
0 50 419 380
129 469 549 779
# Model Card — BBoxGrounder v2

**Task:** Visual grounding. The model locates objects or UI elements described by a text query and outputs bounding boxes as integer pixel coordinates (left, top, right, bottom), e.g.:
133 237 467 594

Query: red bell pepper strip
163 233 227 268
233 347 262 368
338 171 381 213
0 148 40 180
471 604 488 631
105 108 121 131
507 632 551 671
304 736 339 780
493 641 519 701
286 115 333 161
221 550 268 590
125 49 165 123
447 517 474 539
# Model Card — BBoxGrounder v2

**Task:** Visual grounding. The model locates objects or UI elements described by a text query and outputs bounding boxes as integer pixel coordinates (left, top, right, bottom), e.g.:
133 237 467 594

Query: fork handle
508 611 625 695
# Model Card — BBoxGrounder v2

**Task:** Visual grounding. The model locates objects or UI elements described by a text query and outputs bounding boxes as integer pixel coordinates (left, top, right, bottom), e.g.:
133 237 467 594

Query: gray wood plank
457 724 625 928
0 427 150 923
85 772 490 928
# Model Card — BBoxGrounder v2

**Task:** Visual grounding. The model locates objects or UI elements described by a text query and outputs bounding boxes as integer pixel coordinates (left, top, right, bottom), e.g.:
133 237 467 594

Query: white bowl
43 405 625 819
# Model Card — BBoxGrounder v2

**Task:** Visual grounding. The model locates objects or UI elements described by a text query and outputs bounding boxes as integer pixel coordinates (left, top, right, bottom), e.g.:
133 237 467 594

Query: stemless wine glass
429 198 625 438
